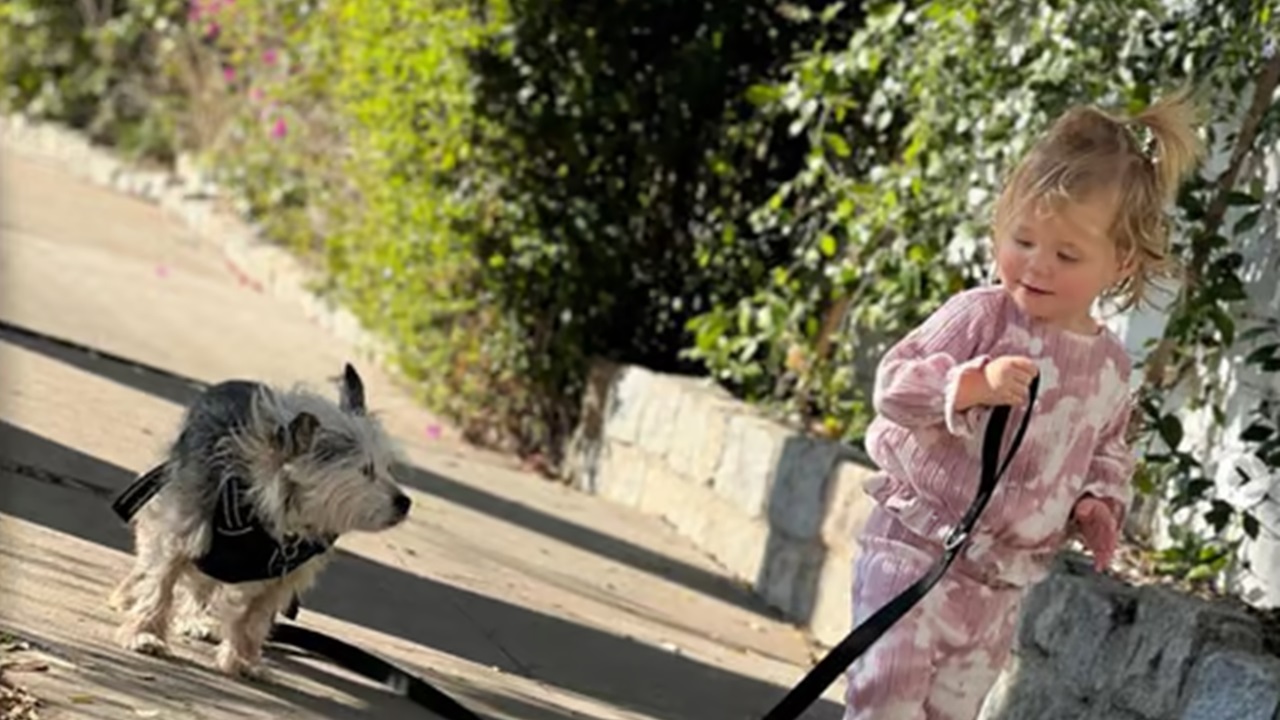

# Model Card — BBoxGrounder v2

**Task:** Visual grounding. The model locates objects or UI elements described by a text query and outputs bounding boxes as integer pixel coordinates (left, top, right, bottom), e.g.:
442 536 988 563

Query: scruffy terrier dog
109 363 411 678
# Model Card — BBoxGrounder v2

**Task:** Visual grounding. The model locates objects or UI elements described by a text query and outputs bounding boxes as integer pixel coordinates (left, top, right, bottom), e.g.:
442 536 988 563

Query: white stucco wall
1104 94 1280 603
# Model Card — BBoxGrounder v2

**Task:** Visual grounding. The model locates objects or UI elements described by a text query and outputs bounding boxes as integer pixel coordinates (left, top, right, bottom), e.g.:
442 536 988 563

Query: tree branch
1141 50 1280 391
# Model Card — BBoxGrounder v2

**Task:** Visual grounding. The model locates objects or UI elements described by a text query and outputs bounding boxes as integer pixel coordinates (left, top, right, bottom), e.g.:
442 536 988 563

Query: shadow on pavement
0 624 427 720
396 463 781 618
0 320 208 407
0 322 777 615
0 373 843 720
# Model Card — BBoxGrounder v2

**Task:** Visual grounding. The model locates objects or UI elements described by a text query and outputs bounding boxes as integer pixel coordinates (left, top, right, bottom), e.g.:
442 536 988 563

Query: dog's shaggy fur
109 364 410 678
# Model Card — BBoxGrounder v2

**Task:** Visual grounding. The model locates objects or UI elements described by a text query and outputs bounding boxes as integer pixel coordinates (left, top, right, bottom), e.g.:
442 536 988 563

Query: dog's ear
339 363 366 416
275 412 320 457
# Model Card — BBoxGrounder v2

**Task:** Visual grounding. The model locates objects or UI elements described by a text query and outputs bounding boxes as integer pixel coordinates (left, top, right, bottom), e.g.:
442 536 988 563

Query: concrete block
808 545 854 648
820 460 878 548
635 373 685 460
595 441 650 508
767 435 841 541
713 415 789 518
665 387 734 485
1179 651 1280 720
639 452 774 588
603 365 654 445
638 457 699 525
563 360 621 495
758 534 825 620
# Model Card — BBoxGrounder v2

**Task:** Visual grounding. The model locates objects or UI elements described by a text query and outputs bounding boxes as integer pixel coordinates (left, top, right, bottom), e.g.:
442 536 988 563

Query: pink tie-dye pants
843 507 1024 720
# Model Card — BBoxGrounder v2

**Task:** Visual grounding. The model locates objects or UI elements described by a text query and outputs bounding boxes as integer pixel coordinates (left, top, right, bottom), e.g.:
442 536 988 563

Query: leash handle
761 375 1040 720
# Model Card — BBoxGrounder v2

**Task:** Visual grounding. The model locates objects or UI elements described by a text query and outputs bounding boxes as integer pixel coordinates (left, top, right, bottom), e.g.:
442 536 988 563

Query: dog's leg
216 585 290 680
175 573 221 643
118 549 185 657
108 566 146 614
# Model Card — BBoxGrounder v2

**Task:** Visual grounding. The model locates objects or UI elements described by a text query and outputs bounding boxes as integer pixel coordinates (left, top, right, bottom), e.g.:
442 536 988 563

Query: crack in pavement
0 457 118 501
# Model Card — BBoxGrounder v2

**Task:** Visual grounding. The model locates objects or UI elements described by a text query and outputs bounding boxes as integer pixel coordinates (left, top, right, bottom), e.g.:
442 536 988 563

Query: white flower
1215 451 1274 509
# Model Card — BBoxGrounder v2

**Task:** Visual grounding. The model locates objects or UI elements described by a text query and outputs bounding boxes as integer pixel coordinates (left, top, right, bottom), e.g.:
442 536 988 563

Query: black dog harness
112 466 336 584
111 379 1037 720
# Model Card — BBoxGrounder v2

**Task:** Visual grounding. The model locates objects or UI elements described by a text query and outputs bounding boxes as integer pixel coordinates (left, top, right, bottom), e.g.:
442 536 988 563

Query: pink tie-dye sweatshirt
862 285 1134 587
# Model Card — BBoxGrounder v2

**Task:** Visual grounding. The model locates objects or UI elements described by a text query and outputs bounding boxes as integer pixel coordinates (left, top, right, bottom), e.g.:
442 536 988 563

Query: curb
0 114 395 370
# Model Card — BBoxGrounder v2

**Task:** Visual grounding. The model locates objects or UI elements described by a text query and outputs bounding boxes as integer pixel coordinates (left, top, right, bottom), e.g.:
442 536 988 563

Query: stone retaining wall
565 360 1280 718
562 360 879 647
981 556 1280 720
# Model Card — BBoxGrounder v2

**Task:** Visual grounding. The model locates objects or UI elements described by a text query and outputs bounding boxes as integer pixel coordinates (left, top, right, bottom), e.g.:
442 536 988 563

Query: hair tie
1125 121 1157 161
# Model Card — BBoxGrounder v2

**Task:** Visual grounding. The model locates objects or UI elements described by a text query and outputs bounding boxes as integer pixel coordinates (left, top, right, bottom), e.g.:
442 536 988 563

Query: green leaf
1226 190 1258 206
1159 414 1184 450
1244 512 1261 540
1185 564 1216 582
819 234 838 257
1242 423 1274 442
1208 306 1235 346
745 84 782 107
1246 344 1279 365
1204 500 1233 533
1235 208 1262 234
824 133 852 158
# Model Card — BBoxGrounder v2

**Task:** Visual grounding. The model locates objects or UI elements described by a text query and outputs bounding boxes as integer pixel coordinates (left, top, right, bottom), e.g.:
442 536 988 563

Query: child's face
995 193 1126 333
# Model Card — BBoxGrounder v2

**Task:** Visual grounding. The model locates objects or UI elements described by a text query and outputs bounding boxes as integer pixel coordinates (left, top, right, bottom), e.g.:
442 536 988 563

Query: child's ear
1115 246 1138 282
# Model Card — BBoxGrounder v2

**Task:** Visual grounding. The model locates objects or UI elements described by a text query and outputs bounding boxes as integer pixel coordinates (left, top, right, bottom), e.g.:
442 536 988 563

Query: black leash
761 376 1040 720
267 622 486 720
111 379 1038 720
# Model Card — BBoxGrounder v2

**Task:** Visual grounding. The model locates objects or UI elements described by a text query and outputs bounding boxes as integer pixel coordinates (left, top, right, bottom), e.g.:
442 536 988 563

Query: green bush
683 0 1267 442
461 0 858 455
200 0 861 460
1 0 190 161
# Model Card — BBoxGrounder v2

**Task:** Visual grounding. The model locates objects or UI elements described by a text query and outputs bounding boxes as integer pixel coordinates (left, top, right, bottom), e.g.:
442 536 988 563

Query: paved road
0 148 846 719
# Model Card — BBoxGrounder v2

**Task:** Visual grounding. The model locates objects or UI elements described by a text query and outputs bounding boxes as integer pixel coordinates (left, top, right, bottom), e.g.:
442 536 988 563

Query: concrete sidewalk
0 149 846 719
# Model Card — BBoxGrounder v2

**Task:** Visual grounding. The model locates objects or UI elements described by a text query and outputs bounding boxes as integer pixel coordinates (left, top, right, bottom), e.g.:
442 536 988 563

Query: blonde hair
992 89 1206 311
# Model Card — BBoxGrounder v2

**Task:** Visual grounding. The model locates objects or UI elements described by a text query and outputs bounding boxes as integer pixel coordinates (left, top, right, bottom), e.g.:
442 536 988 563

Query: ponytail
1129 88 1205 206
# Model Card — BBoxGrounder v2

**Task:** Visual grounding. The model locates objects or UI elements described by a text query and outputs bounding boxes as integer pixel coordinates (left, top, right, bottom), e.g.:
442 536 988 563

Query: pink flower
263 48 278 66
425 424 442 440
249 87 264 102
271 118 287 139
222 65 235 83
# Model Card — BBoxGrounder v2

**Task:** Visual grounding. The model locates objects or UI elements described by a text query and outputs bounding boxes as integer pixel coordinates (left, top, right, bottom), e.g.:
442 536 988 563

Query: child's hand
1073 496 1118 572
982 356 1039 406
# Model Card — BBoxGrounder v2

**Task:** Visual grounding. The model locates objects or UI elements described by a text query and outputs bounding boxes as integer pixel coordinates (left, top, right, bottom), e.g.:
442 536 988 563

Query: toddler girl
844 91 1204 720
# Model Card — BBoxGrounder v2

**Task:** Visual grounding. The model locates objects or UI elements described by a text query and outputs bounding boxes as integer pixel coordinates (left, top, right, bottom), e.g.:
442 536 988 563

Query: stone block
758 534 825 620
595 441 650 508
767 435 842 541
977 655 1092 720
808 545 854 648
1019 572 1135 696
603 365 655 445
820 460 878 548
638 457 701 528
665 387 734 485
713 415 789 518
697 501 771 587
1179 651 1280 720
1111 587 1258 719
562 361 620 494
635 373 685 459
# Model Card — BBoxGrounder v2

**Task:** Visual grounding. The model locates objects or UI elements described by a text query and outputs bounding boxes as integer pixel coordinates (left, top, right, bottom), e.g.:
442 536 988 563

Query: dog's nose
393 493 412 516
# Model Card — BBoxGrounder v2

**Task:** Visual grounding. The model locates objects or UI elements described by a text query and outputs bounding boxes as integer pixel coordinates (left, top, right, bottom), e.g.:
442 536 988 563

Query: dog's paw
124 632 171 657
215 643 269 681
177 616 221 644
